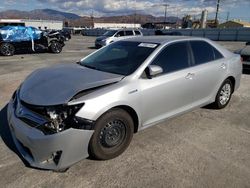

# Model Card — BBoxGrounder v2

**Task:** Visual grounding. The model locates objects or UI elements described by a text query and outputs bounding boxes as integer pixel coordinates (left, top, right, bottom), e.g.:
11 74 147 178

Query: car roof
123 36 233 58
123 36 206 45
108 28 140 31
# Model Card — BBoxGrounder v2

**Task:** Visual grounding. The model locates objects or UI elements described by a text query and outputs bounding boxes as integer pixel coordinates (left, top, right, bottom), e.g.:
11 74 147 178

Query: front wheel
89 109 134 160
0 43 15 56
49 41 62 53
213 79 233 109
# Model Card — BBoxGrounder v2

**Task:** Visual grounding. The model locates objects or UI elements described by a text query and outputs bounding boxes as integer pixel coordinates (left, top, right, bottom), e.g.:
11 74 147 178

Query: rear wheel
49 41 62 53
213 79 233 109
89 109 134 160
0 43 15 56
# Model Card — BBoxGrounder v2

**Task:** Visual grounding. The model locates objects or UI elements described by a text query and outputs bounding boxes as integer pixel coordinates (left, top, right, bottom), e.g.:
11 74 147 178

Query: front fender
76 99 141 124
74 87 142 127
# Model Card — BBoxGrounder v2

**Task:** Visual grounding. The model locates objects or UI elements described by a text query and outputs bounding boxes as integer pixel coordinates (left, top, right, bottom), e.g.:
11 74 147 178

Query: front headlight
38 103 85 134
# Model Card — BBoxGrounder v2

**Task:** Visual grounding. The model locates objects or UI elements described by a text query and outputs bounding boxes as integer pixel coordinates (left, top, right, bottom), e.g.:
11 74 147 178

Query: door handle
220 63 227 69
185 73 195 80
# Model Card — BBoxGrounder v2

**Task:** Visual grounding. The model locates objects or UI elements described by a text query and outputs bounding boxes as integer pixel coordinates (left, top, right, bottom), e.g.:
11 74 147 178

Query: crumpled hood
19 64 124 106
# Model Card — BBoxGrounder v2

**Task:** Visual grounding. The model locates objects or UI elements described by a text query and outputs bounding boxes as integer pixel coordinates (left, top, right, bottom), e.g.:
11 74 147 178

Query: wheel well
226 76 235 93
111 105 139 133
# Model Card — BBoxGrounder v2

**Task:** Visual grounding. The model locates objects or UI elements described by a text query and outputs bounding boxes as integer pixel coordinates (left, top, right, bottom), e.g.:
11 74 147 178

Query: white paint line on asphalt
240 128 250 134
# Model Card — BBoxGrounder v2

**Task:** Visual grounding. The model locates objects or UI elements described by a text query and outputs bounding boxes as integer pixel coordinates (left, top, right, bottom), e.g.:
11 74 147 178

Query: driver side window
151 42 191 74
115 31 125 37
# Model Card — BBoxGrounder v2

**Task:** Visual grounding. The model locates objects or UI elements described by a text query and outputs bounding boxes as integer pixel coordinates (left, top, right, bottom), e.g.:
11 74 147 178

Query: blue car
0 26 65 56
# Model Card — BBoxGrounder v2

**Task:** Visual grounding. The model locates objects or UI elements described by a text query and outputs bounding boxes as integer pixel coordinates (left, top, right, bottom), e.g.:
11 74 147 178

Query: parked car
95 29 143 48
235 41 250 70
155 30 183 36
0 26 65 56
47 30 66 41
8 36 242 171
48 29 71 41
61 29 71 41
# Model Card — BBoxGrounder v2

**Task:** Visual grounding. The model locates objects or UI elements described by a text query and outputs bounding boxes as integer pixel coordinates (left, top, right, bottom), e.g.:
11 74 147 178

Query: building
219 20 250 29
0 19 63 30
94 23 141 29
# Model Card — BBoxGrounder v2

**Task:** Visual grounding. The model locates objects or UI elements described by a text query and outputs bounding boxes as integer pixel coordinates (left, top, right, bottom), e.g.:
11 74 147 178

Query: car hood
96 36 107 41
19 64 124 106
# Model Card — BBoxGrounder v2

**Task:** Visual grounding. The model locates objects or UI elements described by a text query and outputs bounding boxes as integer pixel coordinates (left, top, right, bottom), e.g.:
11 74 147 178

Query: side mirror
115 34 120 37
146 65 163 78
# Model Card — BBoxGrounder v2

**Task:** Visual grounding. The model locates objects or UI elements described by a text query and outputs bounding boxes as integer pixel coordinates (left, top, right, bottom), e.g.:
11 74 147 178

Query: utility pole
91 10 94 28
215 0 220 24
134 0 137 28
163 4 169 29
226 11 230 22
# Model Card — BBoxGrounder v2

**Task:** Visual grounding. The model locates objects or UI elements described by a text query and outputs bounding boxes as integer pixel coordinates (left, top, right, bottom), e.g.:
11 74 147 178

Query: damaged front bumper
7 99 94 170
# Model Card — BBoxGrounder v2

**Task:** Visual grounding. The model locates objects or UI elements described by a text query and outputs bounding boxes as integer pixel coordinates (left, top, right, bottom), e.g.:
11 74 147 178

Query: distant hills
0 9 181 27
0 9 81 20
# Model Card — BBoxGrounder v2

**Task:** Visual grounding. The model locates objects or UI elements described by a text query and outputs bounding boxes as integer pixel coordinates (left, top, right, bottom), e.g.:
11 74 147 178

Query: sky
1 0 250 21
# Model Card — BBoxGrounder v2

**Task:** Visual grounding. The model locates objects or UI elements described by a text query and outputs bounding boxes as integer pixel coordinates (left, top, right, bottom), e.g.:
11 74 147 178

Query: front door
139 41 196 127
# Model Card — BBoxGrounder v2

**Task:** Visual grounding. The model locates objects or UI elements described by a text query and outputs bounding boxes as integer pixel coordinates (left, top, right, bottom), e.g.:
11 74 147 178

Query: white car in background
235 42 250 70
95 29 143 48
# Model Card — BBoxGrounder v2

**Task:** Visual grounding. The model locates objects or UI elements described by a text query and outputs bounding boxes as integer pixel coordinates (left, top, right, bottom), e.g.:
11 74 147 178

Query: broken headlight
39 103 86 134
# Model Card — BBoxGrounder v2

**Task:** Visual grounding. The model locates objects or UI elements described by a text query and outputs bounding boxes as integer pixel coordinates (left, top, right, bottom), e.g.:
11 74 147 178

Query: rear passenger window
151 42 190 74
125 30 134 36
134 30 141 35
190 41 215 65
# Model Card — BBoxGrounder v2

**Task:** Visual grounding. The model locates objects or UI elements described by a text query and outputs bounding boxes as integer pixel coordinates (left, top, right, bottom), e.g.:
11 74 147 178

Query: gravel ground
0 36 249 188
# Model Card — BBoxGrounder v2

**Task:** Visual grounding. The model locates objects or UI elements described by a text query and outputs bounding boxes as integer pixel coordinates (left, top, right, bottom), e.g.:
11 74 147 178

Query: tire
89 108 134 160
53 167 69 173
0 43 15 56
49 41 62 53
213 79 233 109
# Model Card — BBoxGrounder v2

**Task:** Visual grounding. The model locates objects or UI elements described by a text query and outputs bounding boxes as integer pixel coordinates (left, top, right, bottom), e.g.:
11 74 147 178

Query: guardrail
82 28 250 42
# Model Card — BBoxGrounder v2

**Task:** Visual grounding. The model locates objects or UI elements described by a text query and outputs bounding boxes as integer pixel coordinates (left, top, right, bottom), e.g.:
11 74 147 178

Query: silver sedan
8 36 242 171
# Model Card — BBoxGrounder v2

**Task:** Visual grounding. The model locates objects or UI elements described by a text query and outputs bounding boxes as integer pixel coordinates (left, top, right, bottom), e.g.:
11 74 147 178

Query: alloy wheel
219 83 231 105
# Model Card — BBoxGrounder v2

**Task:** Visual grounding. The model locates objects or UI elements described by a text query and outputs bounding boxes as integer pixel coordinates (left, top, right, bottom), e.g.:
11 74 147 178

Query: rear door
188 40 226 105
134 30 142 36
139 41 196 126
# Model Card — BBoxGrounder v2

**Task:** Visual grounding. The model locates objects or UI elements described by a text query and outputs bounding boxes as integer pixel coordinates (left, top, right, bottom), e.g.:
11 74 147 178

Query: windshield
80 41 159 76
103 30 117 37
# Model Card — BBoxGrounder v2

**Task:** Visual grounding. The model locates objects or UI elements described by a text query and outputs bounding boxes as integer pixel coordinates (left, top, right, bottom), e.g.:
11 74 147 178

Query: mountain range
0 9 81 20
0 9 180 27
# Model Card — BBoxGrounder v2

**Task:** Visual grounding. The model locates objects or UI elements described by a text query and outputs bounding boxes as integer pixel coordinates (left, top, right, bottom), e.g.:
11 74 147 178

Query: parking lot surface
0 36 250 188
